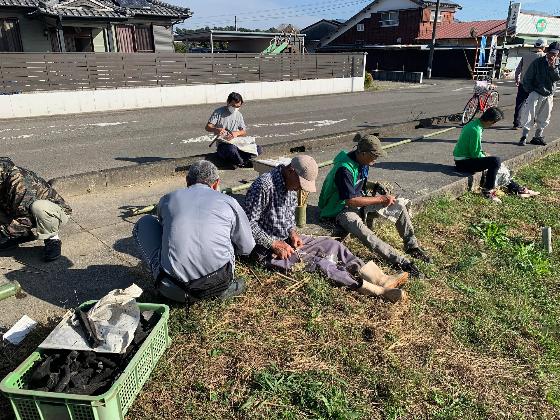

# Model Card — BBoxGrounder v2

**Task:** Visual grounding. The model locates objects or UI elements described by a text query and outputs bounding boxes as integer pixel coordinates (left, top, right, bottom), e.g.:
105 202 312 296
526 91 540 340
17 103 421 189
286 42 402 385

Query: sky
177 0 559 31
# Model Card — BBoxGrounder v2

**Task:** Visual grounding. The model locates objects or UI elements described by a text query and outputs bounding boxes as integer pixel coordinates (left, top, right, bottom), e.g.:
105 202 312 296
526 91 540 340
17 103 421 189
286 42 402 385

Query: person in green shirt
454 107 538 203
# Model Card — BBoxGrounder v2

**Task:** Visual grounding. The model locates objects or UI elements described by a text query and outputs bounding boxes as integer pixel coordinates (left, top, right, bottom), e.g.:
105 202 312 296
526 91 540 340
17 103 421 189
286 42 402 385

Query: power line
184 1 367 27
184 0 367 25
185 0 366 22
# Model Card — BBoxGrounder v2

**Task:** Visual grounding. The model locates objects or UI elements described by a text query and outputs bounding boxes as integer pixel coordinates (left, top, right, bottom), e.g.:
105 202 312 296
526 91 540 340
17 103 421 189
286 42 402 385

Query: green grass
127 154 560 418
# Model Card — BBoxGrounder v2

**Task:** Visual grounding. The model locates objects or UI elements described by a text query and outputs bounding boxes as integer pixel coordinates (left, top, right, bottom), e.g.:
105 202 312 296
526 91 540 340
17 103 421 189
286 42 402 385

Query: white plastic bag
40 284 143 354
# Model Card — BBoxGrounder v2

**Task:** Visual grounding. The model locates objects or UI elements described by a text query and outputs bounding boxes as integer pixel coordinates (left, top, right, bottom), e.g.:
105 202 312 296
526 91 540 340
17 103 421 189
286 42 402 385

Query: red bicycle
461 81 500 125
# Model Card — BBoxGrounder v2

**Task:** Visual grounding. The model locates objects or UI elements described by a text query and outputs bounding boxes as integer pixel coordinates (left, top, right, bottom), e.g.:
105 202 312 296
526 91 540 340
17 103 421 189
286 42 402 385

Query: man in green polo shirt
319 134 430 277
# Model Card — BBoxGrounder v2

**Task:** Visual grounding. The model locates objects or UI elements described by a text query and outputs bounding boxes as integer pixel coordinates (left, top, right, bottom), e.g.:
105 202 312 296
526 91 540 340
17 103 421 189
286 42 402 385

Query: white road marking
252 119 347 128
181 135 214 144
0 134 33 140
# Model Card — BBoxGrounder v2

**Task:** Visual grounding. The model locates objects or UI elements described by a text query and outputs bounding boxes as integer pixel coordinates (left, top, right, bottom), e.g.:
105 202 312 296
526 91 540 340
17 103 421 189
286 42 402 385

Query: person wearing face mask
205 92 263 168
318 134 430 278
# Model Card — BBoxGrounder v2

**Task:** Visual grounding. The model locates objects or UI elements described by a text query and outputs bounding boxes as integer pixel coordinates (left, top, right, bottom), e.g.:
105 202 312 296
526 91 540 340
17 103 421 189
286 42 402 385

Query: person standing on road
513 39 546 128
242 155 408 302
133 160 255 304
454 107 539 203
318 134 431 278
519 41 560 146
0 157 72 261
205 92 263 168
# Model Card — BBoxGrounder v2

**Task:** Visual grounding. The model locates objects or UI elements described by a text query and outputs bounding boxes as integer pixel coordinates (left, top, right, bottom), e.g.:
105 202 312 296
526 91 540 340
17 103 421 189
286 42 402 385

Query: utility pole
427 0 441 79
234 16 237 31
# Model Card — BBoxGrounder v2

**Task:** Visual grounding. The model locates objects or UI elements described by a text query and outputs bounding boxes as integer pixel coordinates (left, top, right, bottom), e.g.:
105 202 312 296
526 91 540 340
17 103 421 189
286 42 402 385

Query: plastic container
0 301 170 420
0 281 21 302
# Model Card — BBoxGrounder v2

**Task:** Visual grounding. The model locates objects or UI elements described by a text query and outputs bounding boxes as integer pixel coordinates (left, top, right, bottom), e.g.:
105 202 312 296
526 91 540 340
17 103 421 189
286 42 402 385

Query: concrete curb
409 136 560 212
49 104 516 197
49 119 427 197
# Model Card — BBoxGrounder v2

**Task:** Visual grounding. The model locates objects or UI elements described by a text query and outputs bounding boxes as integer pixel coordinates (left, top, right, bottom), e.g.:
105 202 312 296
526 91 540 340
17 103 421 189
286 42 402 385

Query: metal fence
0 52 364 94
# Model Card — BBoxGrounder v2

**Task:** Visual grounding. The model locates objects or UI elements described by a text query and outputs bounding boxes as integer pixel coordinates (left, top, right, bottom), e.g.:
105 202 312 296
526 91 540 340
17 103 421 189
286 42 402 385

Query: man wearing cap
319 134 430 277
513 39 546 128
519 41 560 146
242 155 408 301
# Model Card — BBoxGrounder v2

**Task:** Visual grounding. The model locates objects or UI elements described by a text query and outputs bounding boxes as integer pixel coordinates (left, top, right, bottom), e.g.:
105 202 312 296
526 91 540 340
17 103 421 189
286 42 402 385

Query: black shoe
518 136 527 146
239 160 254 169
219 277 246 300
397 261 421 278
405 247 432 263
44 238 62 261
530 136 546 146
0 232 36 251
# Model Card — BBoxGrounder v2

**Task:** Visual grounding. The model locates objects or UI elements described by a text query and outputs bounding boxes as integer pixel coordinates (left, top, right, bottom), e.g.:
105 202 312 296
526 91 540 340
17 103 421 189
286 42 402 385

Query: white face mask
228 105 238 114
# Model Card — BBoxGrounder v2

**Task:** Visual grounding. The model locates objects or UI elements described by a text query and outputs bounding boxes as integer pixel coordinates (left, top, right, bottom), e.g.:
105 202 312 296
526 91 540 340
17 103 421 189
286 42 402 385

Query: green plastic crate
0 301 170 420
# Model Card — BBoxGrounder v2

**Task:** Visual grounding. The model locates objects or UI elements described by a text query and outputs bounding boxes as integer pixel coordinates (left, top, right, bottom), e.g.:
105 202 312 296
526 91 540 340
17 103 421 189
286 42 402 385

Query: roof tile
417 19 507 40
0 0 191 19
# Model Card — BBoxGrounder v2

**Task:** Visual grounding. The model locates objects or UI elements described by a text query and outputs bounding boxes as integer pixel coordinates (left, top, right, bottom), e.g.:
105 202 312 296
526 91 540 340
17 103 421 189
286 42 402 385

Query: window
63 28 94 52
379 11 399 27
430 10 442 22
134 26 154 52
116 25 154 53
356 23 365 32
0 18 23 52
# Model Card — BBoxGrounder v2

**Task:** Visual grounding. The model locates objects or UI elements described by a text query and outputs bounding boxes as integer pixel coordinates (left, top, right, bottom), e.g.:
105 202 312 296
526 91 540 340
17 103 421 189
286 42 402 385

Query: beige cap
291 155 318 192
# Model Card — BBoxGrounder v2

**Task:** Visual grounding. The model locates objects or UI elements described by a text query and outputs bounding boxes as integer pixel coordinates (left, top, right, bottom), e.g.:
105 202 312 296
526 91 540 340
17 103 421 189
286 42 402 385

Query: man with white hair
133 160 255 304
519 41 560 146
513 38 546 128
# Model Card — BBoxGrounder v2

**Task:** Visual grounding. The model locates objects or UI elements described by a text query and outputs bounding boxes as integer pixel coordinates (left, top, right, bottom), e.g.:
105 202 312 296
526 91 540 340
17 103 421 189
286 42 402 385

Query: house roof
0 0 191 19
301 18 345 33
319 0 462 48
410 0 461 7
416 19 506 40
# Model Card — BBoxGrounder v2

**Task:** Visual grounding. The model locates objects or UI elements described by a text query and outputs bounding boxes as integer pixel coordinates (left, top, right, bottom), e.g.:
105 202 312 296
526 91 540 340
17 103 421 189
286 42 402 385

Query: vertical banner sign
478 36 487 65
507 2 521 35
488 35 498 64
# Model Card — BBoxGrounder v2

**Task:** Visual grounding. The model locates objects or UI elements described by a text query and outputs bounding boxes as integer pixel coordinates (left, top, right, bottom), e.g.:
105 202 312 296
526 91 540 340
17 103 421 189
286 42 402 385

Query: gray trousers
133 215 189 302
336 204 418 265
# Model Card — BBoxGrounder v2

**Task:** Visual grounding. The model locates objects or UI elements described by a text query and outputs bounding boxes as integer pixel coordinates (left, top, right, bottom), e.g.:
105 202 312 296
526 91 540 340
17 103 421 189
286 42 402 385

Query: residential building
0 0 191 53
175 30 306 54
317 0 508 78
301 19 345 52
502 6 560 79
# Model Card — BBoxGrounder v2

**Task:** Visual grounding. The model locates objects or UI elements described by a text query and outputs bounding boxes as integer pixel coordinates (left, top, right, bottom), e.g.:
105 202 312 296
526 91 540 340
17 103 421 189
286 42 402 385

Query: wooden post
542 227 552 254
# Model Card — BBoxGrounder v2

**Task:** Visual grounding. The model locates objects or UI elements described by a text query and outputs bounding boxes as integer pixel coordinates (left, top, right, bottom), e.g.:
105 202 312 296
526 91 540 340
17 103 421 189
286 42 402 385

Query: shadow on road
3 251 149 307
375 161 463 175
115 156 175 164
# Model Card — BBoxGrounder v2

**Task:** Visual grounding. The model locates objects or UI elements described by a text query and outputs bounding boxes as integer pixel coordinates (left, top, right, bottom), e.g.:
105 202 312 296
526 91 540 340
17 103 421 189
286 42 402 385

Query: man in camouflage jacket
0 158 72 261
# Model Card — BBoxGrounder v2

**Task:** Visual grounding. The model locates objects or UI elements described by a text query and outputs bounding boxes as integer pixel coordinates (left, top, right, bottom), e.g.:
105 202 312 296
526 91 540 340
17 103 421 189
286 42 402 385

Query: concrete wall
0 76 364 119
153 25 173 52
0 11 51 52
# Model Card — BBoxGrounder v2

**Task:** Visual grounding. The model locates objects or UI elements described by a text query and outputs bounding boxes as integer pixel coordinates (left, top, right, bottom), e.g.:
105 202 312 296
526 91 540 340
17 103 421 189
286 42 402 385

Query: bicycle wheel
461 96 479 125
484 91 499 110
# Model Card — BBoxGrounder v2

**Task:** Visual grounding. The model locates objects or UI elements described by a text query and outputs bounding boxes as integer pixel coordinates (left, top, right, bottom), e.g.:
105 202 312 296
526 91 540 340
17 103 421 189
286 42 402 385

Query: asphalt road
1 79 519 179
